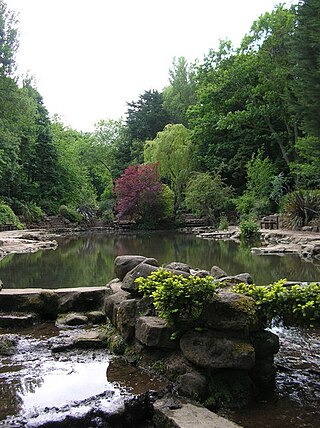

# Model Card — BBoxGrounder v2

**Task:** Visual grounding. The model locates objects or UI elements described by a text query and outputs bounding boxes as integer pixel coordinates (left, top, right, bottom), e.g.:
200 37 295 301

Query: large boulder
200 290 257 332
135 316 177 349
250 330 279 358
104 289 131 325
114 255 159 281
121 263 159 296
165 262 191 273
210 266 228 279
116 299 138 341
180 330 255 370
176 371 208 401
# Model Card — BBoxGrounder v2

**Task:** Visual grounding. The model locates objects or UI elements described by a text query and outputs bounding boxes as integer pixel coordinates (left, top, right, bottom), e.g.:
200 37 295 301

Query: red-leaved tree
114 163 164 223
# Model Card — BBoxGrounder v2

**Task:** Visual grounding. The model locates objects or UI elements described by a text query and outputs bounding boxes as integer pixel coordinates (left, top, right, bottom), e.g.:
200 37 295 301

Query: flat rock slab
0 312 38 328
154 400 242 428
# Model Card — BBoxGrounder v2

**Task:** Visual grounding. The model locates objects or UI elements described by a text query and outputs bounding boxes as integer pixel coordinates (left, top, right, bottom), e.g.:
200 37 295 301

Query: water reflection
0 231 319 289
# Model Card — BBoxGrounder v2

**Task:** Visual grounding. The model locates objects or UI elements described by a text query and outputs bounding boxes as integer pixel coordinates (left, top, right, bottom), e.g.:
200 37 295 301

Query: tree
114 163 164 225
163 57 196 126
185 172 233 223
0 0 19 77
50 119 97 210
188 6 297 191
236 149 277 217
126 90 171 143
144 123 192 208
291 0 320 137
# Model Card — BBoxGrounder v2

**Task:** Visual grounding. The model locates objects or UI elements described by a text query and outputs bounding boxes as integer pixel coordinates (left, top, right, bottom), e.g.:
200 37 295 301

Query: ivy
232 280 320 326
135 269 218 325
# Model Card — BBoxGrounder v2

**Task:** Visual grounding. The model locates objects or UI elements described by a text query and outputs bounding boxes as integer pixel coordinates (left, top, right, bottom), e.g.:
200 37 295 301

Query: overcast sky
6 0 295 132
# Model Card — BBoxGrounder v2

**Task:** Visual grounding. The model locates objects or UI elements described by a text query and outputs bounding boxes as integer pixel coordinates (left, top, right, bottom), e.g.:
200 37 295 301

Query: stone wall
105 255 279 409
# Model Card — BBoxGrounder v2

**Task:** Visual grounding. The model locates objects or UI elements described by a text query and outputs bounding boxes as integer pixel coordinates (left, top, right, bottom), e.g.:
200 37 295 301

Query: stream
0 231 319 426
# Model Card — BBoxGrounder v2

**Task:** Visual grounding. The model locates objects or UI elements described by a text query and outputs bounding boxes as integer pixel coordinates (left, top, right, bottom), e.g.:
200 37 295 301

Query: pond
0 231 320 289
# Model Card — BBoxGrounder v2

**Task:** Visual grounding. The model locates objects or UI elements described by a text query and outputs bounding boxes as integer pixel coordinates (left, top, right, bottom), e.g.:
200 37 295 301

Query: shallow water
0 324 165 426
223 324 320 428
1 231 320 288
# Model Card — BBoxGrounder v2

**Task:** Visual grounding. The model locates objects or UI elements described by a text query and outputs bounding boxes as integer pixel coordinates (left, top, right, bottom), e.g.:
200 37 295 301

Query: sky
5 0 294 132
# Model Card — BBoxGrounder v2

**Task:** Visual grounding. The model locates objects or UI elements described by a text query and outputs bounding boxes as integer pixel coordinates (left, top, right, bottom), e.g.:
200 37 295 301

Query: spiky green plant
283 190 320 228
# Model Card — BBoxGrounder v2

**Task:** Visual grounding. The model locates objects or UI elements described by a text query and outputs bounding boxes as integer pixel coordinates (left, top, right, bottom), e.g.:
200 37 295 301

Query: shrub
239 218 260 241
232 280 320 326
19 202 43 224
218 214 229 230
0 201 23 229
283 190 320 229
58 205 82 223
135 269 218 325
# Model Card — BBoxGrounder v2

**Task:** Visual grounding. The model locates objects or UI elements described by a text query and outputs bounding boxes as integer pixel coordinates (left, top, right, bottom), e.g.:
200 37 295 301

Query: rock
180 330 255 370
177 371 208 401
249 357 277 390
121 262 159 296
86 310 106 324
190 269 211 278
250 330 279 358
117 299 138 341
0 289 59 319
56 312 89 326
56 287 106 313
200 290 257 332
153 400 242 428
234 273 253 284
135 316 178 349
217 276 246 286
162 353 193 379
0 334 19 356
0 312 38 328
104 289 131 325
165 262 191 273
73 329 107 349
114 255 159 281
210 266 228 279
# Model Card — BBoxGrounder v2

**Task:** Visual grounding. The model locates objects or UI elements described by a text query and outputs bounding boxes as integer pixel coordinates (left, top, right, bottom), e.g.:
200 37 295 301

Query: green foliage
239 218 261 241
144 123 192 208
0 200 23 228
232 280 320 326
58 205 82 223
136 269 218 325
290 0 320 137
283 190 320 228
105 319 127 354
218 214 229 230
18 201 43 224
185 172 233 223
162 185 175 219
162 56 196 126
291 137 320 188
236 150 276 217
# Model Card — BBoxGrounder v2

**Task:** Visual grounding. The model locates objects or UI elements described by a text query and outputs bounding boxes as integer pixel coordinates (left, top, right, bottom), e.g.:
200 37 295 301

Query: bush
239 218 260 241
19 202 43 224
135 269 218 325
283 190 320 229
218 214 229 230
0 201 23 229
232 280 320 326
58 205 82 223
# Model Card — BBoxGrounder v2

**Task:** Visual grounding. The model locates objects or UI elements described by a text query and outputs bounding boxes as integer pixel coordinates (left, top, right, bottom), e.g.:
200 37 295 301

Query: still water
1 231 320 289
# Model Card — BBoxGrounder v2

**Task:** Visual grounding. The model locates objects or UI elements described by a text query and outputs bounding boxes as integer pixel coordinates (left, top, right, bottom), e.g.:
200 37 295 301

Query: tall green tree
291 0 320 137
0 0 18 77
163 57 196 126
144 123 192 208
126 89 171 151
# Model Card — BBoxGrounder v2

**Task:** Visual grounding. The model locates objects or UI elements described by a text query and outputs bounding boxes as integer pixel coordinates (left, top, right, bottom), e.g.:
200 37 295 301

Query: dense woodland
0 0 319 229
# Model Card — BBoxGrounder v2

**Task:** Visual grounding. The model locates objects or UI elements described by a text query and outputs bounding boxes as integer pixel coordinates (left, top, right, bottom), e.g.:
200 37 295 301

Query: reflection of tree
0 232 319 288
